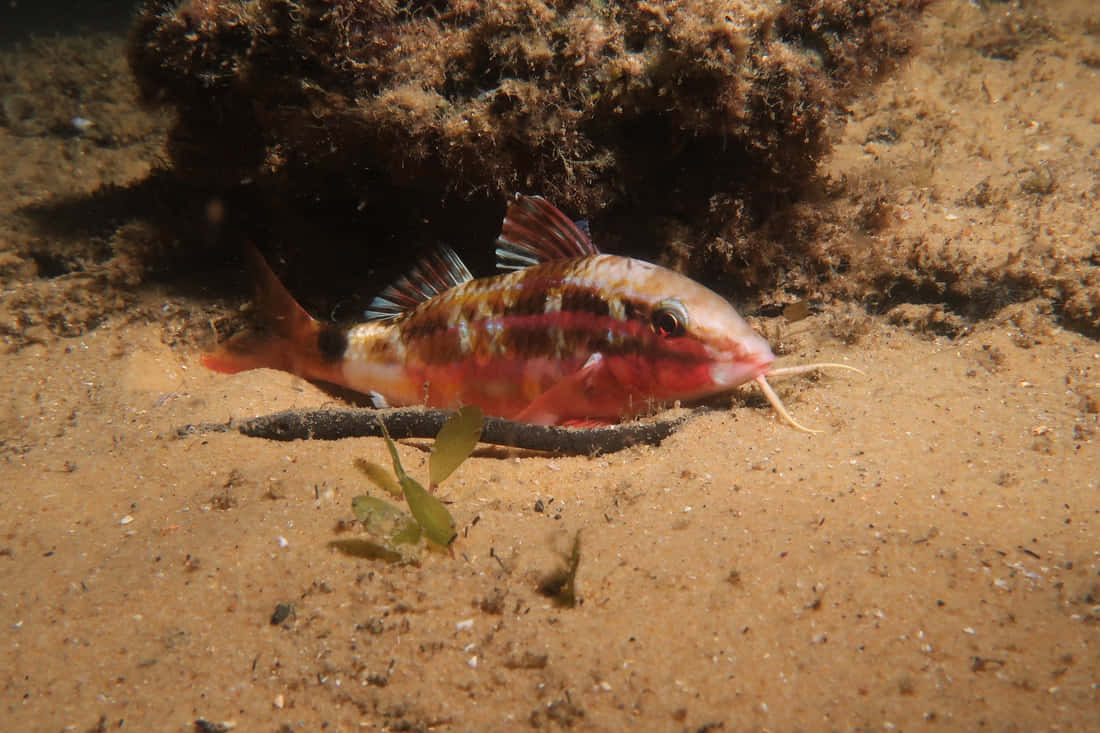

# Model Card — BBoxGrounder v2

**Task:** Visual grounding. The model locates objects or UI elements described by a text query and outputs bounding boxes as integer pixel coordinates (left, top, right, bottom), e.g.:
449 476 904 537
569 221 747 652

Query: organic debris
176 406 696 455
538 531 583 608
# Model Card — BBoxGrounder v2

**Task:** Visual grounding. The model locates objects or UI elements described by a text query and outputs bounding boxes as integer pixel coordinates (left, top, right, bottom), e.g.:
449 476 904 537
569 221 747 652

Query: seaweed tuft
128 0 930 293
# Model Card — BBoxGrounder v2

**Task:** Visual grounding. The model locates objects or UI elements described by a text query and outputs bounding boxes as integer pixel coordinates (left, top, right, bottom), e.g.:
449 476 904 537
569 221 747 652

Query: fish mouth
709 347 774 389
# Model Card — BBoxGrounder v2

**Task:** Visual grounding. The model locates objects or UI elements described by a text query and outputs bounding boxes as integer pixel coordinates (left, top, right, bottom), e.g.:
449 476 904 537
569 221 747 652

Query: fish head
622 258 775 397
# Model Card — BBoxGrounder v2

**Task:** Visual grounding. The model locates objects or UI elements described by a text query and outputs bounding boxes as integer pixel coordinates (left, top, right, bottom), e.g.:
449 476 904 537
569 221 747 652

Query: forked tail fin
202 244 340 381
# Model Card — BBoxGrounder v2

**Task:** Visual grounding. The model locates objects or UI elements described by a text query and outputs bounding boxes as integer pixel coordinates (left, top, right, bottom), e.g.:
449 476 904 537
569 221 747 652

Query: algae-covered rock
129 0 928 288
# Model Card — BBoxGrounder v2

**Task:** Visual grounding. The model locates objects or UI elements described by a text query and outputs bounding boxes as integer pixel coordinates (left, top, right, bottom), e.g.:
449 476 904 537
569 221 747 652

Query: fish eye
652 300 688 338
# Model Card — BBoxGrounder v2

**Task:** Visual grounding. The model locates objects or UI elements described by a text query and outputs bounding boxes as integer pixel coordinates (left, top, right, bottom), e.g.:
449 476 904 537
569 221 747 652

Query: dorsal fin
495 194 600 271
365 245 473 321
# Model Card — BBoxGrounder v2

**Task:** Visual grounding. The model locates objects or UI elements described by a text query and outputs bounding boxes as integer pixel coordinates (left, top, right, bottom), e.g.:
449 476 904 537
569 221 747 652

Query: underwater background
0 1 1097 730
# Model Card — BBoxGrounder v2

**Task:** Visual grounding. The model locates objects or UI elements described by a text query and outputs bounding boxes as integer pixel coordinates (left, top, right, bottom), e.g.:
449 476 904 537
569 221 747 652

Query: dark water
0 0 139 45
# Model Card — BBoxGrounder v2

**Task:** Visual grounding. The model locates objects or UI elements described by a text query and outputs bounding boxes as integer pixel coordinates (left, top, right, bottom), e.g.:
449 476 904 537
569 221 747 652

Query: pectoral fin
513 353 618 426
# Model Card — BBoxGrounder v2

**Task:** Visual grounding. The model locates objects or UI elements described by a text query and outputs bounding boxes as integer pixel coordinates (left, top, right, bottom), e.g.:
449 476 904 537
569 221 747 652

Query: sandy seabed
1 1 1098 730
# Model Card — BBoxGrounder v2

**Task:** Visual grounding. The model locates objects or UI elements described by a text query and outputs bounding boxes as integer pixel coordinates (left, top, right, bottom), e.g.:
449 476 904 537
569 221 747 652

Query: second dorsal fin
495 194 600 271
365 245 473 321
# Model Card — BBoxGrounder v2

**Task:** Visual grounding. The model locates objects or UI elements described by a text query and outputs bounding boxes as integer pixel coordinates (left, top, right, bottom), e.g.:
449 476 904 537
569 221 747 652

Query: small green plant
334 406 483 562
538 531 582 608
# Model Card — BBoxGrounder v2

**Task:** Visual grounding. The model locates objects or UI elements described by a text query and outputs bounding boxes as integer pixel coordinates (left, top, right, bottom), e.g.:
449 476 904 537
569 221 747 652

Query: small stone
270 603 294 626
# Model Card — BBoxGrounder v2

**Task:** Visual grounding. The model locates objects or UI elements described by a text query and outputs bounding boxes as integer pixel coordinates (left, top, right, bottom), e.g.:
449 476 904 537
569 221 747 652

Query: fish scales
335 254 724 421
386 256 701 366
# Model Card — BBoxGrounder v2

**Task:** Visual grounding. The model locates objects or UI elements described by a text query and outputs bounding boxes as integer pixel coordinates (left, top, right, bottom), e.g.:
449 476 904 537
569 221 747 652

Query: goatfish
203 194 860 429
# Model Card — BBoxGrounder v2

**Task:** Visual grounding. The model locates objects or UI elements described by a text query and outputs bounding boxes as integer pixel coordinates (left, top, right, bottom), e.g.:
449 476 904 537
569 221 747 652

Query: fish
203 194 860 429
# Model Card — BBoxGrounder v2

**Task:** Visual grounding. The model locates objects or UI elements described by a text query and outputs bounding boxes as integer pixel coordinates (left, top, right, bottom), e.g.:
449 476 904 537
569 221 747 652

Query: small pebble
270 603 293 626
